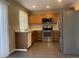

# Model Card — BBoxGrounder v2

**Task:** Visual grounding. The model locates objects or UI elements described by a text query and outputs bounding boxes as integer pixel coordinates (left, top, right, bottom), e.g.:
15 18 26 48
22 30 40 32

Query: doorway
27 19 61 57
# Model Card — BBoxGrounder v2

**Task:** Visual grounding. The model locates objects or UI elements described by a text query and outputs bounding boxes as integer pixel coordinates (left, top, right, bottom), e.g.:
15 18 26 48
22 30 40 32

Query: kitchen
15 11 60 50
1 0 79 58
7 0 78 57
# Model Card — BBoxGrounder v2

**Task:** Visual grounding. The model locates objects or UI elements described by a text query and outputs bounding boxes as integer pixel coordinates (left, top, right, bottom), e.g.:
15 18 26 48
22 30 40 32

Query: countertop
15 24 59 32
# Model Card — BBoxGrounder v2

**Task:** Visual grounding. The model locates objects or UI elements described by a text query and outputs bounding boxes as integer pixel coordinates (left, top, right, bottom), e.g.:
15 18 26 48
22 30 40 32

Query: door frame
0 0 9 58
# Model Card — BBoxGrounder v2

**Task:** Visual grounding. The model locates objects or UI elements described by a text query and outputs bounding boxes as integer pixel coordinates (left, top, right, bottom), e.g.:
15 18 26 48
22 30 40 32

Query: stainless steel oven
42 18 53 42
42 30 53 42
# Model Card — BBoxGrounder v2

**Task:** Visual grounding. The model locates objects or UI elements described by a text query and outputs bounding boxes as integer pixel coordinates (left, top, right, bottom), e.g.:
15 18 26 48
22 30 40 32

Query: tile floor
7 42 79 58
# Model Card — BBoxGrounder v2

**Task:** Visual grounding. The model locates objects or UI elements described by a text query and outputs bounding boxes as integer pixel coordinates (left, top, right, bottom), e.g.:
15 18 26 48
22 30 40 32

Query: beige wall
74 11 79 53
63 10 76 54
6 0 29 53
72 0 79 10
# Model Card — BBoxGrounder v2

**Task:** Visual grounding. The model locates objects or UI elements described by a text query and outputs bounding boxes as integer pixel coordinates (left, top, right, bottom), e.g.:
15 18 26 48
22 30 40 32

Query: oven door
42 30 53 42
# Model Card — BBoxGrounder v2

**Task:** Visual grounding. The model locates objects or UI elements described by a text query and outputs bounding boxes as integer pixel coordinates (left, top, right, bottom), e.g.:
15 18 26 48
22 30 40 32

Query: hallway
8 42 79 58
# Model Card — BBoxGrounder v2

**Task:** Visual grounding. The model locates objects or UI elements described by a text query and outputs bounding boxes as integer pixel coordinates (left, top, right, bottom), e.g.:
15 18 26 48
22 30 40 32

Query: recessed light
46 5 50 8
58 0 62 2
32 5 36 8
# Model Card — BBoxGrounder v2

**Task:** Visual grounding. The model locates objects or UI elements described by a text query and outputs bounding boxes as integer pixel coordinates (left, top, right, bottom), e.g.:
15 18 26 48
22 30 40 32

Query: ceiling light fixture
58 0 62 2
46 5 50 8
32 5 36 8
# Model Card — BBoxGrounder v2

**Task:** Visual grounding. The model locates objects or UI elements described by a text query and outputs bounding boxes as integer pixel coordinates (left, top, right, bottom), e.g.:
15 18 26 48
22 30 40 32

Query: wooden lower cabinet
32 31 39 44
53 30 60 42
36 31 42 41
32 31 37 44
15 32 27 49
32 31 42 43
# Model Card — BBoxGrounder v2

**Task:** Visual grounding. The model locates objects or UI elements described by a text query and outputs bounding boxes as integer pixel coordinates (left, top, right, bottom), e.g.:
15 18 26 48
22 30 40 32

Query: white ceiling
16 0 74 11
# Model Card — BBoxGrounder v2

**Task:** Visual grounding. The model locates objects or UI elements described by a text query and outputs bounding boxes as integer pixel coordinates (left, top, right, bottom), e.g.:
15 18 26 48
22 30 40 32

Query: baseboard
74 50 79 54
36 40 42 42
15 49 27 52
9 49 27 55
63 50 79 54
10 49 16 54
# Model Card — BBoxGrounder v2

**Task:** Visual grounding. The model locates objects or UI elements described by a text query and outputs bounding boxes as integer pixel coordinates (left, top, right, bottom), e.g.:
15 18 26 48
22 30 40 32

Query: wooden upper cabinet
29 13 58 24
29 15 43 24
52 14 58 24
